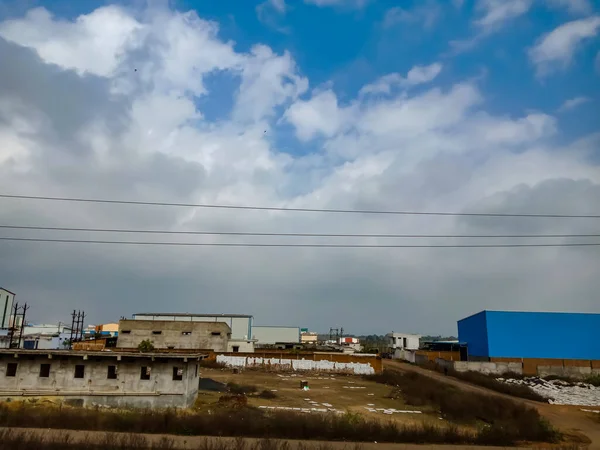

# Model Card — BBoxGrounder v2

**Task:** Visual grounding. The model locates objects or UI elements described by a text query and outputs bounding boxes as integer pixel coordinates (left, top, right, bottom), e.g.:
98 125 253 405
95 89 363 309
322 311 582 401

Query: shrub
257 390 278 399
137 340 155 352
227 383 258 395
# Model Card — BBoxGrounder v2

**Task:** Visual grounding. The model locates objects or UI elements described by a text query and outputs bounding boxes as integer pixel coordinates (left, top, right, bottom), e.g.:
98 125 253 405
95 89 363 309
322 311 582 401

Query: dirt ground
197 368 445 428
384 360 600 450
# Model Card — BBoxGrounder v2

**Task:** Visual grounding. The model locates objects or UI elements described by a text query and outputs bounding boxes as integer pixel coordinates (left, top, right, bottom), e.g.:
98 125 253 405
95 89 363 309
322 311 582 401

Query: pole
17 304 28 349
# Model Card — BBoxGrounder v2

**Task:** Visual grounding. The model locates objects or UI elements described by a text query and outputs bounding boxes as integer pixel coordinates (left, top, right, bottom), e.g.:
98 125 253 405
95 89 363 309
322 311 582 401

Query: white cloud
284 90 355 140
383 2 441 29
234 45 308 123
558 96 591 111
474 0 533 31
360 63 443 96
0 6 141 77
545 0 593 15
529 16 600 75
304 0 368 8
1 4 599 335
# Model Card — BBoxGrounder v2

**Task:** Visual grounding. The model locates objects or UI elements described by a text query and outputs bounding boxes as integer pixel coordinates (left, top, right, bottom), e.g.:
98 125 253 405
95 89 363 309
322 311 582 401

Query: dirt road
0 427 521 450
384 360 600 449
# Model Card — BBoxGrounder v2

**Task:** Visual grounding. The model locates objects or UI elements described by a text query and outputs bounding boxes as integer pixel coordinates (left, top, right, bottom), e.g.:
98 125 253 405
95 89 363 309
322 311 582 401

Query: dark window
140 366 151 380
74 365 85 379
6 363 17 377
403 338 407 348
232 346 239 353
181 331 191 336
195 364 198 377
152 331 162 335
121 330 131 334
39 364 51 378
211 332 221 336
172 366 183 381
167 346 175 350
107 365 117 379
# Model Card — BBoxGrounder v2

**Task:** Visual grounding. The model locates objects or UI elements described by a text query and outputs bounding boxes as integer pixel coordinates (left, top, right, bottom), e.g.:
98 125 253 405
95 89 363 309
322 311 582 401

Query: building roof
134 313 253 318
0 349 207 360
0 287 15 295
458 310 600 322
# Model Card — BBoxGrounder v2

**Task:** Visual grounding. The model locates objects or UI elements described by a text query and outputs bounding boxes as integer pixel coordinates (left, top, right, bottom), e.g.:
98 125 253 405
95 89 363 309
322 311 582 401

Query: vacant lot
197 368 436 426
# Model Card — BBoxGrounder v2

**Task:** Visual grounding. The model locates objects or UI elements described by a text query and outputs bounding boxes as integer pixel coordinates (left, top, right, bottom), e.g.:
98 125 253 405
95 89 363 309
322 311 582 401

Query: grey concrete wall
537 365 593 379
0 355 199 408
449 360 523 375
118 320 230 351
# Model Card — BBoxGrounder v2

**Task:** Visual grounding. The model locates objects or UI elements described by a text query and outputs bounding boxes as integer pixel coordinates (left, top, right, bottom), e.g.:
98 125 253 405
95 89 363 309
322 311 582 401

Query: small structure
21 323 72 350
300 331 318 344
117 319 230 352
0 349 204 408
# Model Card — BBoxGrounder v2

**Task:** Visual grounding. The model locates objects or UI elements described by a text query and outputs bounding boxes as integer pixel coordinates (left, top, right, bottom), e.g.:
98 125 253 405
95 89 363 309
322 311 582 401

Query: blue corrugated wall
457 311 488 358
458 310 600 360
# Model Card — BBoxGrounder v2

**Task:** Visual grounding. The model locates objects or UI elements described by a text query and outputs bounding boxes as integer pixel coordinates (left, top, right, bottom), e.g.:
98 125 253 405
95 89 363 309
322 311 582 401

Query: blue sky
0 0 599 333
2 0 598 139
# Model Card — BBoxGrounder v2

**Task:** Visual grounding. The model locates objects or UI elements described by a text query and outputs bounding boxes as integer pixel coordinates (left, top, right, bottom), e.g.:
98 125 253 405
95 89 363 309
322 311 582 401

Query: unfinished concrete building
117 319 230 351
0 349 204 408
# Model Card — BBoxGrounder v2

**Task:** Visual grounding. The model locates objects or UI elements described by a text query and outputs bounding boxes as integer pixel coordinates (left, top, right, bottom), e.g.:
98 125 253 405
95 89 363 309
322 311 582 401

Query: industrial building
458 310 600 361
117 319 230 352
252 326 300 347
0 349 203 408
0 287 15 329
133 313 254 352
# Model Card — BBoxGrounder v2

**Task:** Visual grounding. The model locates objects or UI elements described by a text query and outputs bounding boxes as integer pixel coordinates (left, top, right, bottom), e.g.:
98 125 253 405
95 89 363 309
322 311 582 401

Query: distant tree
137 339 155 352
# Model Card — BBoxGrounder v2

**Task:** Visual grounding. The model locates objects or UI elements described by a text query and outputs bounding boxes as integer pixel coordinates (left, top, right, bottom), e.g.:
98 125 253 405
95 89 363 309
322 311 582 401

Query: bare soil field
197 368 443 427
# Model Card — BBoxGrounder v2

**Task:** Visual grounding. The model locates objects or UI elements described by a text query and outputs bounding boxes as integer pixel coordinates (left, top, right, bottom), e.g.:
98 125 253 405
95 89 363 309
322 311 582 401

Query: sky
0 0 599 336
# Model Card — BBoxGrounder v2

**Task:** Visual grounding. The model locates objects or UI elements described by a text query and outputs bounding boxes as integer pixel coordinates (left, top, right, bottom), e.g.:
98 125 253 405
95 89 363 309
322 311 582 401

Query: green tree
137 339 155 352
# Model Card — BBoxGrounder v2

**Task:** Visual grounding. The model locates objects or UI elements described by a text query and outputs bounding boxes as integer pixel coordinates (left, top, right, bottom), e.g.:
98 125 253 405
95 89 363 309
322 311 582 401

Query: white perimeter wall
216 355 375 375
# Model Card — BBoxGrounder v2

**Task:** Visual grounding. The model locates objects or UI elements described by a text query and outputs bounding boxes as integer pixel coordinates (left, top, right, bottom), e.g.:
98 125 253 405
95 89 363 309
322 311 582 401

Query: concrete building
458 310 600 361
386 333 420 351
0 349 203 408
133 313 255 352
117 320 230 352
0 287 15 329
252 326 300 346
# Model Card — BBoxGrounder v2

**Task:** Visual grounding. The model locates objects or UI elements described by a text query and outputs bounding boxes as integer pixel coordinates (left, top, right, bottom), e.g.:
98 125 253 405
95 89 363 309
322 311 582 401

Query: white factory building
386 332 421 359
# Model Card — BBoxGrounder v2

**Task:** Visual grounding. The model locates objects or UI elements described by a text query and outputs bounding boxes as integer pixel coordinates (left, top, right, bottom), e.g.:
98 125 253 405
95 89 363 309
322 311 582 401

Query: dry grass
0 401 540 446
365 369 559 444
446 370 548 402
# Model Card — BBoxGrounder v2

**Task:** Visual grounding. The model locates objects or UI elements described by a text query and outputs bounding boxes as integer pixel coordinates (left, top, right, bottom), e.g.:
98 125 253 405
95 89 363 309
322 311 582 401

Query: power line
1 194 599 218
0 237 598 248
1 224 599 239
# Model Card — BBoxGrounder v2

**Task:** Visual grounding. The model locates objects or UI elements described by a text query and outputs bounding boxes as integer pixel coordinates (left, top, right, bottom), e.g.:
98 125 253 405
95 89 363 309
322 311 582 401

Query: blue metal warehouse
458 310 600 361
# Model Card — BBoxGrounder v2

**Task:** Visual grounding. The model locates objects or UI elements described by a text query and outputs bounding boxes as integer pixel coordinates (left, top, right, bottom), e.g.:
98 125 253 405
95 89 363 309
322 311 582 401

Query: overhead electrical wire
1 224 599 239
0 237 598 248
1 194 599 218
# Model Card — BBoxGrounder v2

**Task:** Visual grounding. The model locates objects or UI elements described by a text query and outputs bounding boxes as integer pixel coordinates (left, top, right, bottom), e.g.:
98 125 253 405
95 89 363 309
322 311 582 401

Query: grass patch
448 370 548 402
365 369 558 444
0 401 552 446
